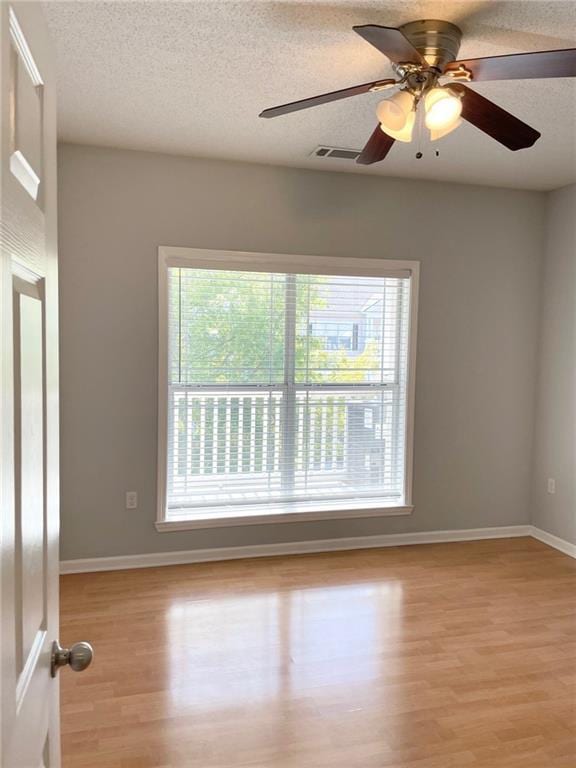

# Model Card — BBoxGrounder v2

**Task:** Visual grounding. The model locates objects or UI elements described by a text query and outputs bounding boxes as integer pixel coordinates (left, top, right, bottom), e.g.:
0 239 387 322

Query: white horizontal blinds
166 267 411 515
168 269 286 385
292 274 410 504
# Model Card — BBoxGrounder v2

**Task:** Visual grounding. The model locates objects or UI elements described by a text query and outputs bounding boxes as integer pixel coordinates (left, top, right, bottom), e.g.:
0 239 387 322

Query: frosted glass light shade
376 92 415 143
380 110 415 142
430 118 462 141
425 88 462 132
377 91 414 127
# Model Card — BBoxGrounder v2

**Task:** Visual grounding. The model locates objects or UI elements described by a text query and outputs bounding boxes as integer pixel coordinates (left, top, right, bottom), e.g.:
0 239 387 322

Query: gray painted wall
57 144 544 560
531 184 576 544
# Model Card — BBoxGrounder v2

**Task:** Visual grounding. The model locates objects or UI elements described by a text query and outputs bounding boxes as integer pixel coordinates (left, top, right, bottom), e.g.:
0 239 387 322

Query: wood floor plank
60 537 576 767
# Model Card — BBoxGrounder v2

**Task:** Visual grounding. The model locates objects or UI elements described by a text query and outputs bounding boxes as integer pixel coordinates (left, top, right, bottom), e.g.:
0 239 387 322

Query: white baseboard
60 525 532 574
529 526 576 559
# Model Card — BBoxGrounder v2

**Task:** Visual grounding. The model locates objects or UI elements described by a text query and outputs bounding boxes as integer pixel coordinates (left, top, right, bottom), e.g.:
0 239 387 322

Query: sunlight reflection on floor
166 581 403 712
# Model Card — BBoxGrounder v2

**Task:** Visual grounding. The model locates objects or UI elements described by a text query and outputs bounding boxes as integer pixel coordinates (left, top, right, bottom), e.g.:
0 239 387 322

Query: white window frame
156 247 419 531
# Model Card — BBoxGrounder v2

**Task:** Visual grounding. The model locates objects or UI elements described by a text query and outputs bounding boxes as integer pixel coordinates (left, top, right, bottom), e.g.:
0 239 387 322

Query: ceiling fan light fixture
424 87 462 132
376 91 415 142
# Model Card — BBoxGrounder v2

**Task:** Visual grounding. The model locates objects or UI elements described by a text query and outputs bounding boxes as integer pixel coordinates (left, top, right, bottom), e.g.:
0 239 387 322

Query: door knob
51 640 94 678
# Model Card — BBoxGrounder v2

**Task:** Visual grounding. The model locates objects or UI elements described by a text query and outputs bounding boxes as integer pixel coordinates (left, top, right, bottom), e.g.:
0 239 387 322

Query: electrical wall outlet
547 478 556 495
125 491 138 509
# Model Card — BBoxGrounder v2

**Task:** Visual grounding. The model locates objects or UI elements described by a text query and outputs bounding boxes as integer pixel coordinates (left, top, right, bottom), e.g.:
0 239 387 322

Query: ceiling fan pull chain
415 100 424 159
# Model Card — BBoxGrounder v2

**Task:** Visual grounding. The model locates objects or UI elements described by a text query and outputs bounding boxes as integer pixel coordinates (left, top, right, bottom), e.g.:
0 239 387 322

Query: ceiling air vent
311 146 361 160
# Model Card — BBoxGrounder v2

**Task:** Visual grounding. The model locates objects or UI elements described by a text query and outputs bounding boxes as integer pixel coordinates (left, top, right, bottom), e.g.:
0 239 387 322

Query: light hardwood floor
60 537 576 768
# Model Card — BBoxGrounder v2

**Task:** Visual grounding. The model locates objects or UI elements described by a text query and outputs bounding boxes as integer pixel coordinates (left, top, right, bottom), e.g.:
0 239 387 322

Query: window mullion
281 274 297 493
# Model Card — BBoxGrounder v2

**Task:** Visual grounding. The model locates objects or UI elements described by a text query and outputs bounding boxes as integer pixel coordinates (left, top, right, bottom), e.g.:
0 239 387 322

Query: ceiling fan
259 20 576 164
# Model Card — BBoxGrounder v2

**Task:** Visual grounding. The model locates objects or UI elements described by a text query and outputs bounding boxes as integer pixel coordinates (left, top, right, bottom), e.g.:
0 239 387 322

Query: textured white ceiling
43 0 576 190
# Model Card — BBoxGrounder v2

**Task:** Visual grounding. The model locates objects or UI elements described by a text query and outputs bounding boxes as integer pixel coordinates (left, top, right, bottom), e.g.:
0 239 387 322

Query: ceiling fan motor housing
399 19 462 71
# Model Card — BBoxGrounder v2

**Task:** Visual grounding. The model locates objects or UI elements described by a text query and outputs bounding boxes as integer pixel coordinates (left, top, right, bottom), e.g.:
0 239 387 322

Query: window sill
155 501 413 532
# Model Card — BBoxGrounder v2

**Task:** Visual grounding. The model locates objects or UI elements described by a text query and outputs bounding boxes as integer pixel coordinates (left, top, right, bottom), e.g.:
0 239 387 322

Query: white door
1 4 91 767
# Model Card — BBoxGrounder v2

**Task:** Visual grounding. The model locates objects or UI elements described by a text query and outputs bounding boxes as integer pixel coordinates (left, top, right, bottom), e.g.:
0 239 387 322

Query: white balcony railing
167 387 401 512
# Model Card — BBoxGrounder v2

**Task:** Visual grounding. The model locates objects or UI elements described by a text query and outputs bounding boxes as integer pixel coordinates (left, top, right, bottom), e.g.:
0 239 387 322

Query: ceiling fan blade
449 84 541 150
444 48 576 81
259 79 396 118
356 125 395 165
353 25 427 66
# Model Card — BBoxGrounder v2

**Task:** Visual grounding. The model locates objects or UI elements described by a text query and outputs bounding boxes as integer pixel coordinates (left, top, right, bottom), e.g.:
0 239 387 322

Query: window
157 249 418 529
